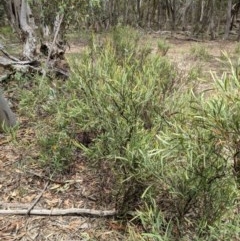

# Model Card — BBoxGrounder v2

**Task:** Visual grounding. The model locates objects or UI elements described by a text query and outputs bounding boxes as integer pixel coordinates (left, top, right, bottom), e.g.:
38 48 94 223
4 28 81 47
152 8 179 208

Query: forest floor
0 33 240 241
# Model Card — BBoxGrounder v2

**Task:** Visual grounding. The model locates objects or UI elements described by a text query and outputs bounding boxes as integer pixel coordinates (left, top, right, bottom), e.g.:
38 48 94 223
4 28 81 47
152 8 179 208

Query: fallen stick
26 181 49 214
0 208 117 217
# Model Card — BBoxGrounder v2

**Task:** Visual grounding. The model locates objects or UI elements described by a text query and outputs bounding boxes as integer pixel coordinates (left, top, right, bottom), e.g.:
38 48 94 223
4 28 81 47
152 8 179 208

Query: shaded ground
0 35 239 240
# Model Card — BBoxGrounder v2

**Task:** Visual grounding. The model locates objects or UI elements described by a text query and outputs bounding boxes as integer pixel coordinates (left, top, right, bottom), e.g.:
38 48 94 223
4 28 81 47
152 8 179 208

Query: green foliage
17 26 240 239
66 27 239 238
34 0 101 35
19 76 76 172
190 44 211 61
234 43 240 55
134 197 173 241
157 39 170 56
37 128 74 172
0 26 13 36
187 65 203 81
1 124 18 141
67 26 179 213
111 25 141 57
19 77 55 117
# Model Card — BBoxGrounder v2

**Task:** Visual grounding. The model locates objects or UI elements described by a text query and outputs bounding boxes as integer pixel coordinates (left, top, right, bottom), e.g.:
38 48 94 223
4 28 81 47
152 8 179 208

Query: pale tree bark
181 0 193 31
224 0 233 40
171 0 176 30
0 0 69 80
136 0 142 25
208 0 216 40
3 0 37 60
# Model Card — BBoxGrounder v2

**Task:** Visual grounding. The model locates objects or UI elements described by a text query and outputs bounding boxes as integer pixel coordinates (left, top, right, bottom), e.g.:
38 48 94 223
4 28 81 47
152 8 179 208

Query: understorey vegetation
18 27 240 240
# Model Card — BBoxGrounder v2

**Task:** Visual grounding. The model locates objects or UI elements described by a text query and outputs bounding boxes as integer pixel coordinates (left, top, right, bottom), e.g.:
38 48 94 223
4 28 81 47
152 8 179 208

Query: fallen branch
0 42 20 62
0 56 37 67
0 46 68 80
26 181 49 214
0 208 117 217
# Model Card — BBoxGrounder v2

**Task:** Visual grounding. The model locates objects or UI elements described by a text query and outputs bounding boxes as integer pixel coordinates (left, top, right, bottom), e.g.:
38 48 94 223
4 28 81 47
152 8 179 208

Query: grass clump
19 76 76 172
234 42 240 55
157 39 170 56
190 44 211 61
187 64 203 81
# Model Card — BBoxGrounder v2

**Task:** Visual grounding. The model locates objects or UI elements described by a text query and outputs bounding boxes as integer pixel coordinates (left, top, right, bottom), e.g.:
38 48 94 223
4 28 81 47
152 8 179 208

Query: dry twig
26 181 49 214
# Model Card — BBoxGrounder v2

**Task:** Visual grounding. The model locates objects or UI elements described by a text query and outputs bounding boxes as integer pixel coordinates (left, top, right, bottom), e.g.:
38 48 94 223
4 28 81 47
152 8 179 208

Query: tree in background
0 0 100 79
1 0 240 66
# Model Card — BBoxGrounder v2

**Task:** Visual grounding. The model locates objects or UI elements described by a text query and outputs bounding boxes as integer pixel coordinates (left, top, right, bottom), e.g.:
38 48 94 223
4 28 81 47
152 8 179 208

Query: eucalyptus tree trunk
0 0 68 80
157 0 162 29
3 0 37 60
224 0 233 40
123 0 129 24
136 0 143 26
171 0 176 30
191 0 203 35
181 0 193 30
208 0 216 39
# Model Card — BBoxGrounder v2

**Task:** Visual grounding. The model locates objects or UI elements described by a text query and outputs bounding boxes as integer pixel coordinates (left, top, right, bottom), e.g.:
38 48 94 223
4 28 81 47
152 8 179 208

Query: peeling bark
1 1 69 80
3 0 37 60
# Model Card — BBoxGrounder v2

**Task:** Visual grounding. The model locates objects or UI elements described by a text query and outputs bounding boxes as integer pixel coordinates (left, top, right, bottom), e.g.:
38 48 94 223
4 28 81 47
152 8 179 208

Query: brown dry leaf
15 169 24 174
0 154 8 163
2 220 23 233
67 220 83 231
0 139 10 145
108 221 126 231
63 199 71 207
5 152 19 162
23 193 37 202
9 190 18 198
43 192 52 199
50 183 72 192
45 198 60 207
50 184 62 190
79 222 93 229
66 179 83 185
75 163 86 171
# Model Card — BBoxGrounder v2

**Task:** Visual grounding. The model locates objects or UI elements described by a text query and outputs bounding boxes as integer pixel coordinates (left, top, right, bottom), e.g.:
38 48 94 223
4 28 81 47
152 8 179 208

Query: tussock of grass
190 44 211 61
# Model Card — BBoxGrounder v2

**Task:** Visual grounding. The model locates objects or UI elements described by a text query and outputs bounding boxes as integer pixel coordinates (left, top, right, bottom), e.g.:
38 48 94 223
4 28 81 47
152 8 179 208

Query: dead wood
0 43 69 80
0 56 40 69
1 1 70 80
26 181 49 215
0 208 117 217
0 43 40 73
46 14 64 65
0 43 20 62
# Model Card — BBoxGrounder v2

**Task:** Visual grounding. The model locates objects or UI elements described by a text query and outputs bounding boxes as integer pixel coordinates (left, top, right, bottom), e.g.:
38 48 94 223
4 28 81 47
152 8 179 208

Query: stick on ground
26 181 49 215
0 208 117 217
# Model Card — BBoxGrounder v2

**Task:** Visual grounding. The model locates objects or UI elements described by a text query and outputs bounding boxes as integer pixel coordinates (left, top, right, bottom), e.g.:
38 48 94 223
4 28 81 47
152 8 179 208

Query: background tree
1 0 240 69
2 0 37 59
